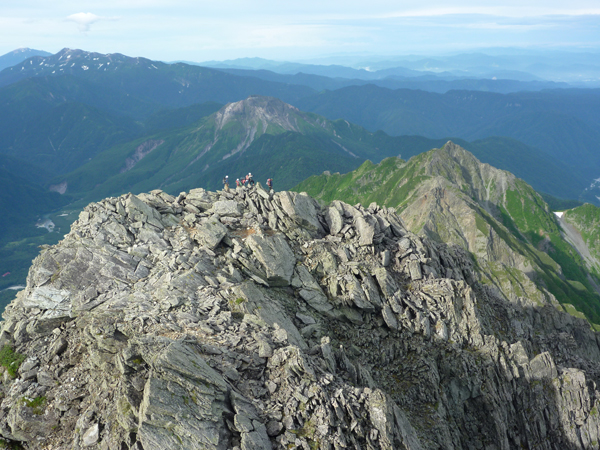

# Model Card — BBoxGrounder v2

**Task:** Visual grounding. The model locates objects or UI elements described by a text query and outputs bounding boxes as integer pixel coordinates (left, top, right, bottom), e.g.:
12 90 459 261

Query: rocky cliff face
1 184 600 449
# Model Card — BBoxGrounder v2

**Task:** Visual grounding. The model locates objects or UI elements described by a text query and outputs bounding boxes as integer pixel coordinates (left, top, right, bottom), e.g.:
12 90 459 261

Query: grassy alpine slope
563 204 600 277
295 141 600 326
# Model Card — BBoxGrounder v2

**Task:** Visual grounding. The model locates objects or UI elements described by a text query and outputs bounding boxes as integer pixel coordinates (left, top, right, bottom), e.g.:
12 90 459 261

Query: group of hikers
222 173 273 192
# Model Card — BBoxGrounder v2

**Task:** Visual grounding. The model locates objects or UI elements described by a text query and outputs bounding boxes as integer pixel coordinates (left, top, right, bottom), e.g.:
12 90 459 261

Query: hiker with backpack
247 173 255 187
222 175 229 192
266 178 273 192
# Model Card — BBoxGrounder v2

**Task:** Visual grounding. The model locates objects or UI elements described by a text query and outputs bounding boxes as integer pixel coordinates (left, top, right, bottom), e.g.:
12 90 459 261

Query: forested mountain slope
296 85 600 184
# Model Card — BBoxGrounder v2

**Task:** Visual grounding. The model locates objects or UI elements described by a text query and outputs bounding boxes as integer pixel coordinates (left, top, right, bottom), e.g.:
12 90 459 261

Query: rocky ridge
1 184 600 449
296 142 600 324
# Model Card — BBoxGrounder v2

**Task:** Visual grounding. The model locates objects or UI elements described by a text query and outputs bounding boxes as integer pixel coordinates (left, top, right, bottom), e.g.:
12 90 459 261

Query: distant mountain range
214 67 570 95
0 48 314 117
52 95 379 202
294 85 600 193
0 47 599 305
0 48 595 200
194 50 600 86
37 96 585 209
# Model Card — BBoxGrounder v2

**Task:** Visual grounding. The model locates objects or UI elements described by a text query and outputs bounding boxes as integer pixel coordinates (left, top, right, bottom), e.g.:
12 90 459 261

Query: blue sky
1 1 599 61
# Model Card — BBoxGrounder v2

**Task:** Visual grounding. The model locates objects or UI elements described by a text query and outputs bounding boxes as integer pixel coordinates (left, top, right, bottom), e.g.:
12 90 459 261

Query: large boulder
192 217 228 249
245 233 296 287
276 191 323 235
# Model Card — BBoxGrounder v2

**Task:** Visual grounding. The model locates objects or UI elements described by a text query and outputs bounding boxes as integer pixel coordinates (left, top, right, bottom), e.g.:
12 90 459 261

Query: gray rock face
245 234 295 286
212 200 243 217
276 191 323 235
82 424 99 447
193 217 228 249
1 187 600 450
138 341 230 450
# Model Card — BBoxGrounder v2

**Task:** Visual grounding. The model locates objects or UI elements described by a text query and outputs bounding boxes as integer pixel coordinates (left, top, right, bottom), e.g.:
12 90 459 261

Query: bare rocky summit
1 184 600 449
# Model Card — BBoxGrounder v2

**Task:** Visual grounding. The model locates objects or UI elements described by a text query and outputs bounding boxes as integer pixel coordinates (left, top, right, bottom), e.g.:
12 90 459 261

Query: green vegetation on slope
0 345 25 378
501 185 600 323
564 204 600 277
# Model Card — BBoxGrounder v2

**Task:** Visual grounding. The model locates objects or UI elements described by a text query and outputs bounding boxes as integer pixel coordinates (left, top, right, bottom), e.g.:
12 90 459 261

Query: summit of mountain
3 184 600 448
213 95 308 140
295 141 600 325
0 47 52 72
0 48 148 88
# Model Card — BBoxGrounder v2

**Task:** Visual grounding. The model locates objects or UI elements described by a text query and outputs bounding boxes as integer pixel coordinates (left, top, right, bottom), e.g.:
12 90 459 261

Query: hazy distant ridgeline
295 85 600 179
215 67 570 95
195 50 600 86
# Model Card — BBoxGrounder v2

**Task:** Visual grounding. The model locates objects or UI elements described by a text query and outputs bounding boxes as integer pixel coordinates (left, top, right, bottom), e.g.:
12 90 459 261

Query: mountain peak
215 95 305 134
0 48 52 72
420 141 516 204
0 47 162 86
2 186 600 448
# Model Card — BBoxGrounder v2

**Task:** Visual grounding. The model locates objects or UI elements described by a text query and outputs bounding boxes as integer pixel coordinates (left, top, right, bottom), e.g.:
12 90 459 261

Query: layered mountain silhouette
0 48 595 202
47 96 584 207
1 47 598 309
0 48 314 116
295 85 600 186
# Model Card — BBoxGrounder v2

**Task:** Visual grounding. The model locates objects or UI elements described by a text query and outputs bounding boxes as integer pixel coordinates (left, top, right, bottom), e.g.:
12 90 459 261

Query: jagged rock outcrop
1 184 600 449
297 142 600 325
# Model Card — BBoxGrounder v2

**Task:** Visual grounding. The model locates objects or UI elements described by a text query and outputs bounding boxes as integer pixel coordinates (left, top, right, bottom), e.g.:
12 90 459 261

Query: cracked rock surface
1 185 600 449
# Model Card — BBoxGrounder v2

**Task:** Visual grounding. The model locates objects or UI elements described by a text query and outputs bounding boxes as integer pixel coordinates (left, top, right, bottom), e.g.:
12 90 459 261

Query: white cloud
0 2 598 60
66 12 117 33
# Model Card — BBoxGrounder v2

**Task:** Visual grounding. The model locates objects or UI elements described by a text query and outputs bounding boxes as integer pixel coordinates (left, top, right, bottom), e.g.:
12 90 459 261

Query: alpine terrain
1 184 600 449
296 142 600 326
